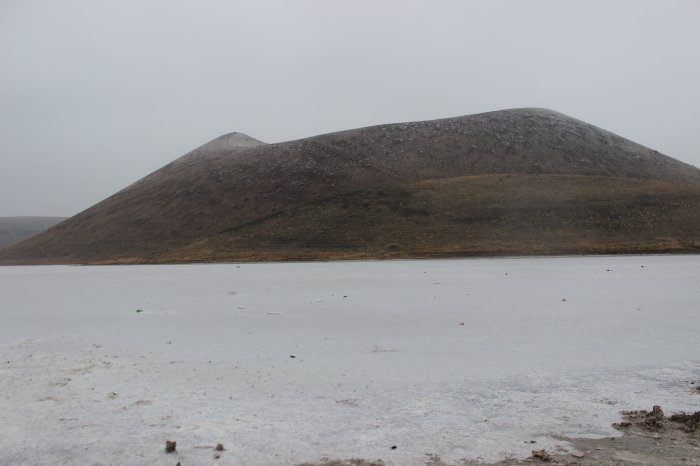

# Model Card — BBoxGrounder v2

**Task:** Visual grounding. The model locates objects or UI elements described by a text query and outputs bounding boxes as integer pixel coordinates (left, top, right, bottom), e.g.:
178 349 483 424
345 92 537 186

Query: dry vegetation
154 174 700 263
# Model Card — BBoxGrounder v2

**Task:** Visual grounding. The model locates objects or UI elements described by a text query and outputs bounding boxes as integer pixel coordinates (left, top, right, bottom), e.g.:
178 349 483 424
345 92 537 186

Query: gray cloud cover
1 0 699 216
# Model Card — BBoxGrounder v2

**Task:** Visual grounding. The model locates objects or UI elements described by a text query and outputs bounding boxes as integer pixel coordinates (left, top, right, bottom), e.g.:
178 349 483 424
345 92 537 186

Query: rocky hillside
1 108 699 264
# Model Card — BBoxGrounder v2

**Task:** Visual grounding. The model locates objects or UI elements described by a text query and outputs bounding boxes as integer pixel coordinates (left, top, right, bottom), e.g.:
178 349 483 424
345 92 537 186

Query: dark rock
165 440 176 453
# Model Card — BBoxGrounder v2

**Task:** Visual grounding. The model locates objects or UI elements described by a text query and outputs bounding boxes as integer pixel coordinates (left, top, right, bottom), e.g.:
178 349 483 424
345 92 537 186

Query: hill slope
161 174 700 262
1 108 699 264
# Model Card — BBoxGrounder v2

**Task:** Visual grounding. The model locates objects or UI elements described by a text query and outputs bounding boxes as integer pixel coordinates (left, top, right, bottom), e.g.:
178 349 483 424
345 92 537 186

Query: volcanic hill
2 108 700 264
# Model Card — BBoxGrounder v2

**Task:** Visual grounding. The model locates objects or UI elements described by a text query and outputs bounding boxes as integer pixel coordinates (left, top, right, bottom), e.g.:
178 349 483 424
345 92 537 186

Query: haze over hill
1 108 699 264
0 217 67 250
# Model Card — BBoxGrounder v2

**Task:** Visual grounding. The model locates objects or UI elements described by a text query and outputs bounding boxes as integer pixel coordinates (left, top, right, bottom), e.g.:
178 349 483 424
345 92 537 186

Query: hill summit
2 108 700 264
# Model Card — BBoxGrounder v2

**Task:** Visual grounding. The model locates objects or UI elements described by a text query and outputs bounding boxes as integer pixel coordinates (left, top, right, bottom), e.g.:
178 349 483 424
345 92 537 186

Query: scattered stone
620 405 667 430
215 443 224 451
669 411 700 432
165 440 176 453
571 452 585 458
336 399 359 407
531 449 551 461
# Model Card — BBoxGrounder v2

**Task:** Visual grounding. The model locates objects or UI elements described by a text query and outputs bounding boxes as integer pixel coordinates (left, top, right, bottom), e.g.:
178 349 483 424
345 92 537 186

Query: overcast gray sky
1 0 699 217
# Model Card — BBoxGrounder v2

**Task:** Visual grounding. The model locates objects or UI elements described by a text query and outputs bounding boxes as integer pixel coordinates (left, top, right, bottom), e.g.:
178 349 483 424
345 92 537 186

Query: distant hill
0 217 67 250
1 108 699 264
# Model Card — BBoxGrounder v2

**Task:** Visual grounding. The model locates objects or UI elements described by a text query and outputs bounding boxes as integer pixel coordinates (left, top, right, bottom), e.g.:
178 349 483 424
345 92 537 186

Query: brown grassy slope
5 174 699 265
157 175 700 263
1 108 700 264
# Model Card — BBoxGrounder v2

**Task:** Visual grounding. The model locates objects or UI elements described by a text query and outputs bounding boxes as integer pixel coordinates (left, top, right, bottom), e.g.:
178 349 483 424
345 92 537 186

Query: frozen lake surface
1 256 699 465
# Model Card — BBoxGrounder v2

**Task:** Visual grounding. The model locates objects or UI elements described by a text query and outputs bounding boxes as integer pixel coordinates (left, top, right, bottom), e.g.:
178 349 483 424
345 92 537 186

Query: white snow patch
1 255 699 465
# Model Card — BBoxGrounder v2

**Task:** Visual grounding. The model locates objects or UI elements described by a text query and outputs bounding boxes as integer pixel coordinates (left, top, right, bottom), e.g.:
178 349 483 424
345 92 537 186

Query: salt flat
0 256 698 465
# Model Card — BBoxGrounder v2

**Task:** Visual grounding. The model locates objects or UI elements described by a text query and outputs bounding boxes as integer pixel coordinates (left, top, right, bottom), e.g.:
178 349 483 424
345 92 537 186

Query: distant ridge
1 108 699 264
0 217 67 250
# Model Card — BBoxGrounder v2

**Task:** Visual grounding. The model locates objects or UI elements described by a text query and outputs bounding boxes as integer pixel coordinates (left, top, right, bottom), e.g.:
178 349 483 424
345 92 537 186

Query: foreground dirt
300 405 700 466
